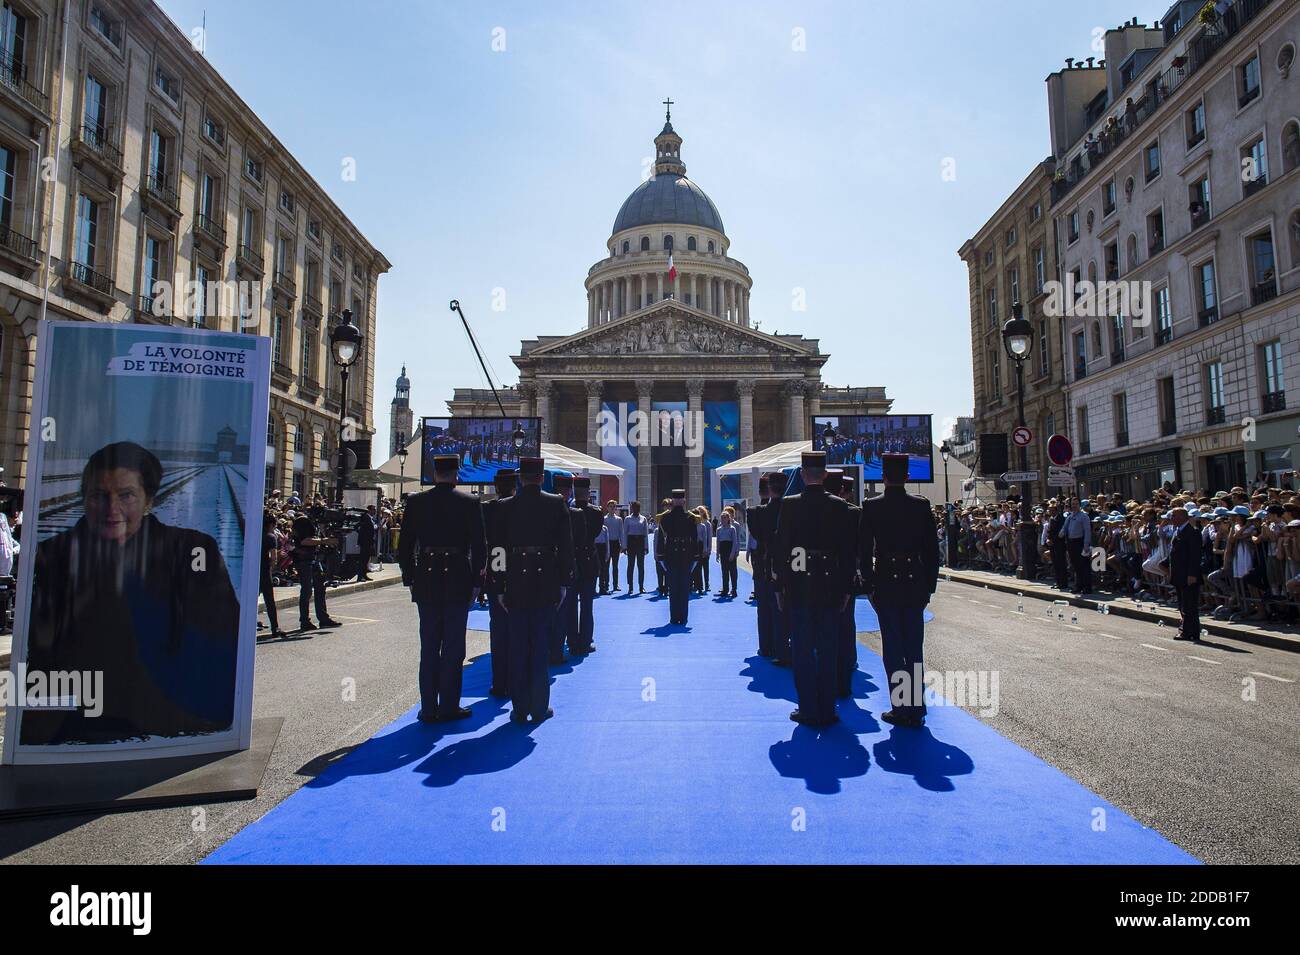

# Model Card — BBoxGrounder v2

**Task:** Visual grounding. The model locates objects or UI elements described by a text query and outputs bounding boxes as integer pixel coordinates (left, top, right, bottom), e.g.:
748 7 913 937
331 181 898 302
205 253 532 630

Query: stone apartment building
959 161 1067 502
0 0 389 494
1048 0 1299 497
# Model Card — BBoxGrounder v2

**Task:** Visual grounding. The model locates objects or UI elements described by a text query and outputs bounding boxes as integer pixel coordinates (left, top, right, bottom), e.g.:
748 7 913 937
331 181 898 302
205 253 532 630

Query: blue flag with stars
703 400 741 510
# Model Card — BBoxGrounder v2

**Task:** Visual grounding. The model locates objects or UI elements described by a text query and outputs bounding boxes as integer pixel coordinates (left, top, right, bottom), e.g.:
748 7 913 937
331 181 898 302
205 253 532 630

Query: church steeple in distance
653 97 685 177
389 364 413 457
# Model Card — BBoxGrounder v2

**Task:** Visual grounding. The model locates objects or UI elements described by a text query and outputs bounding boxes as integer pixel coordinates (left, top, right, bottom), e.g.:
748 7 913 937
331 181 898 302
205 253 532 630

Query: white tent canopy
371 433 626 498
711 440 973 506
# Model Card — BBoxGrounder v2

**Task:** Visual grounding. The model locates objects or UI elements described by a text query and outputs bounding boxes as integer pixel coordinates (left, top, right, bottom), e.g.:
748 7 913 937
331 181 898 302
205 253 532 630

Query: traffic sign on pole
1046 433 1074 467
1012 426 1032 447
1001 471 1039 483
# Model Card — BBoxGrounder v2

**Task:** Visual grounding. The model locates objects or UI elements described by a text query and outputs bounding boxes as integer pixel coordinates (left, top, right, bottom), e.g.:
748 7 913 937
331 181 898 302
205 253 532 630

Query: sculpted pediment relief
530 306 807 358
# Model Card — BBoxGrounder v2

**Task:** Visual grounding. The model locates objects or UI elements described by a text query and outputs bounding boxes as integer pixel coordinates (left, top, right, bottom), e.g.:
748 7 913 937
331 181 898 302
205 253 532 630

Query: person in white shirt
602 501 624 591
622 501 649 594
594 519 610 594
715 510 738 597
693 506 713 593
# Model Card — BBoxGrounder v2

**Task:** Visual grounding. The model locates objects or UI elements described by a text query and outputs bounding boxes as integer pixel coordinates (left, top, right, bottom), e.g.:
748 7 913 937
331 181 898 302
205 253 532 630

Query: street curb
942 569 1300 654
0 574 406 668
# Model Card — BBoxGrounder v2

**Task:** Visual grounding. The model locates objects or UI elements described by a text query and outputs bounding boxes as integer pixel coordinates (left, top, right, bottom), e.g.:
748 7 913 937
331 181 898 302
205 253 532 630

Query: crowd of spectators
937 478 1300 626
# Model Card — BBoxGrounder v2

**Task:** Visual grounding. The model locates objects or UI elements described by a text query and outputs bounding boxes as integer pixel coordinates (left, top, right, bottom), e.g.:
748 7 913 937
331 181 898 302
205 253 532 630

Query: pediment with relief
528 304 809 358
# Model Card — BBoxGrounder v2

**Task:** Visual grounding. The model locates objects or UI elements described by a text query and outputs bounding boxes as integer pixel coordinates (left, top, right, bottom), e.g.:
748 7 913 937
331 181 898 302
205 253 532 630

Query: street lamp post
397 445 408 499
1002 303 1036 580
940 441 953 567
329 309 363 505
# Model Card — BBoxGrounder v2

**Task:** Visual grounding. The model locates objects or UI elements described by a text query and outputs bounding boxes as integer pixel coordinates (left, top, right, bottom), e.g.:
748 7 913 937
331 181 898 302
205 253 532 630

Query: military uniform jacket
658 507 700 567
859 486 941 608
482 496 511 595
398 484 487 605
844 500 863 595
771 486 856 608
499 484 576 609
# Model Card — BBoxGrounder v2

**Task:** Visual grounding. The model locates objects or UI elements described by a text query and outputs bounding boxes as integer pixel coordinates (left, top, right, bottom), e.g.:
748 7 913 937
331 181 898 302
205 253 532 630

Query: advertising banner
420 417 540 485
2 322 271 764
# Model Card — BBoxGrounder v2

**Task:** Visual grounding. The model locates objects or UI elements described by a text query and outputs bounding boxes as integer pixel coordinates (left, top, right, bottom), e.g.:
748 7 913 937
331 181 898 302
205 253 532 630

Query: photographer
292 511 342 631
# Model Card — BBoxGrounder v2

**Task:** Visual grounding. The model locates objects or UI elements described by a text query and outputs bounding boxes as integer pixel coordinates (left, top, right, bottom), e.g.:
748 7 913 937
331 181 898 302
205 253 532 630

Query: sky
158 0 1152 455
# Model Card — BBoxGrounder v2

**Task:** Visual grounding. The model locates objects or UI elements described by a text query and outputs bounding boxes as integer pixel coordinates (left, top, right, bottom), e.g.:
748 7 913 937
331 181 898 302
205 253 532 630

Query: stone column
706 276 714 315
672 268 681 302
805 378 821 420
636 378 653 507
598 284 606 325
535 379 553 442
517 381 536 418
783 379 806 441
742 289 750 326
656 272 664 302
687 378 705 508
588 289 595 327
736 378 756 501
690 274 698 309
585 379 604 457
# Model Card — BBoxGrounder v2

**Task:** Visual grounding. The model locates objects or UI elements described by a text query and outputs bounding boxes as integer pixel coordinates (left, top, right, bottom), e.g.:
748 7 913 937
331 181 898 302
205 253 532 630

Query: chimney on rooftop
1087 57 1095 67
1066 57 1075 68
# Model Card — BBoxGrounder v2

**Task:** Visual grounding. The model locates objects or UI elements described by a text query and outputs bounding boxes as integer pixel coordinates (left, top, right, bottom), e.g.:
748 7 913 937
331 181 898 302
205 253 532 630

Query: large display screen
810 414 934 483
420 416 541 485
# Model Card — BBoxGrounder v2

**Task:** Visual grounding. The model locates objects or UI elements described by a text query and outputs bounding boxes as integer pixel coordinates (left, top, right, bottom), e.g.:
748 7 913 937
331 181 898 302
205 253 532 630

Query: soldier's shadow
872 727 975 792
740 655 796 703
769 723 870 795
641 623 691 637
415 720 541 788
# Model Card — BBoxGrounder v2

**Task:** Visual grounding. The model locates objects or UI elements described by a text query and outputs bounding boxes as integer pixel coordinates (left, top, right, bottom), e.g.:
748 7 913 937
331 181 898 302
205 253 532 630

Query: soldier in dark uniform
772 452 856 727
571 476 604 655
658 489 699 626
397 453 487 723
499 456 574 723
551 474 581 664
824 468 861 698
747 475 775 657
860 453 941 728
767 470 793 667
482 468 517 697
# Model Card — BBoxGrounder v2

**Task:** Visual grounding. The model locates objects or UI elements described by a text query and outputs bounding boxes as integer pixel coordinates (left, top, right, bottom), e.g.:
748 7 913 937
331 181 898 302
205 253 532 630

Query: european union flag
704 401 741 508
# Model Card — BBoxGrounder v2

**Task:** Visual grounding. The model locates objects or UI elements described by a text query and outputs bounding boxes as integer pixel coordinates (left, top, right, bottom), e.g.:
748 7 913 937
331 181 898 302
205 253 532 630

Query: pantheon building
449 109 889 508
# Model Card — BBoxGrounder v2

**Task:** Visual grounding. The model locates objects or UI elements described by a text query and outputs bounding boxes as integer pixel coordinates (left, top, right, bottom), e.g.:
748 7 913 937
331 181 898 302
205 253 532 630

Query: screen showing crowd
812 414 934 482
420 417 541 484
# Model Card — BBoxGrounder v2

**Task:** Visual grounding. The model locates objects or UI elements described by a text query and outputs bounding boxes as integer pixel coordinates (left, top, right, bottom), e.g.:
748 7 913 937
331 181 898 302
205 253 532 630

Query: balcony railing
68 260 113 296
237 243 264 271
1156 325 1172 346
1252 279 1278 307
195 212 226 245
1199 306 1219 327
273 270 296 297
1262 390 1286 414
1160 418 1176 437
0 50 48 112
1190 205 1209 229
78 123 122 167
1074 361 1088 382
303 292 323 315
135 294 171 321
1206 406 1227 426
1050 0 1275 207
146 170 180 210
1243 176 1268 199
0 222 37 261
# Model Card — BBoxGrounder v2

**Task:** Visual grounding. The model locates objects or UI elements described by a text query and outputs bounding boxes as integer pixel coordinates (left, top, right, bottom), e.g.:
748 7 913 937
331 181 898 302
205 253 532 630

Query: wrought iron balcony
0 222 38 262
0 50 48 112
1156 326 1172 346
68 260 113 296
1206 406 1227 426
146 170 180 210
1243 176 1268 199
1252 278 1278 307
237 243 264 272
273 270 296 297
195 212 226 246
1198 307 1219 327
303 291 323 316
76 123 123 168
1262 390 1286 414
1190 205 1209 229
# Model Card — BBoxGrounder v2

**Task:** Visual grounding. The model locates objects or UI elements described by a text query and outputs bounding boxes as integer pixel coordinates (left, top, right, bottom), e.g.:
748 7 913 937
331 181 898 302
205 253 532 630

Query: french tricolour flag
667 252 677 283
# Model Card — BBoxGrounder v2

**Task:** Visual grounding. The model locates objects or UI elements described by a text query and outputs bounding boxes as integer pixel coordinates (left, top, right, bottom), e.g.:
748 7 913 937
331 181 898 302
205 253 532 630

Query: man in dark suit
772 453 856 727
748 475 775 657
570 476 603 654
860 453 941 728
356 505 377 581
397 453 487 723
1169 505 1203 642
482 468 517 697
824 468 861 699
499 456 574 723
1047 501 1069 590
658 489 699 625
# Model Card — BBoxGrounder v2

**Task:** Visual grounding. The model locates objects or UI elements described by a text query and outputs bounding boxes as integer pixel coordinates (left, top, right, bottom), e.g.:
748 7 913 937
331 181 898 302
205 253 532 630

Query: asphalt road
1 579 1296 864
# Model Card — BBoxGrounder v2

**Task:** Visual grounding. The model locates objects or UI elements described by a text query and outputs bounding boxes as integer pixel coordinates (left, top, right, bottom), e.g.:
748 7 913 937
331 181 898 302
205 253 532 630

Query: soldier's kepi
482 467 518 698
397 452 488 723
658 488 699 626
859 452 941 728
772 451 856 727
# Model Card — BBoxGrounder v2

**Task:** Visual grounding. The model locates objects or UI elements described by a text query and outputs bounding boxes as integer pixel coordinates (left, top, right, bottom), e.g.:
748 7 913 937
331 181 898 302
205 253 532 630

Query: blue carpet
207 552 1195 864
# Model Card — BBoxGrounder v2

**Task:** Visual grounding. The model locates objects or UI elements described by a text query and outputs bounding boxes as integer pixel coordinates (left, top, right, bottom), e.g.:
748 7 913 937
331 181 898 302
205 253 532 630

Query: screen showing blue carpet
207 542 1195 864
